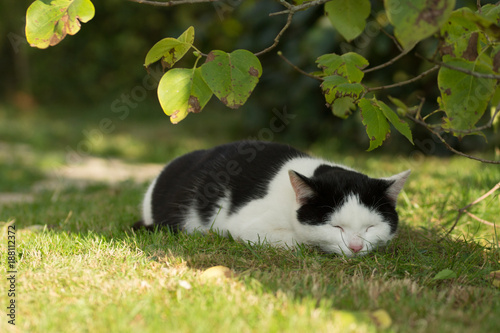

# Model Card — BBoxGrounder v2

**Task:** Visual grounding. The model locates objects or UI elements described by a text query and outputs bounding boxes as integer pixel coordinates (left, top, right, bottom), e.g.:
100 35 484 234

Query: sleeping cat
135 141 410 257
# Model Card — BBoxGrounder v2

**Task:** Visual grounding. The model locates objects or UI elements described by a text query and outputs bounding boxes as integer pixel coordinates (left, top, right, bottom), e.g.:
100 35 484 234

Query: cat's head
288 166 410 257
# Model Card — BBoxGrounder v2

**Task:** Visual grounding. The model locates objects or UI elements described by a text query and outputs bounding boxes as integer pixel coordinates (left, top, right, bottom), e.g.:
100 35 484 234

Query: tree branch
256 0 332 56
129 0 330 57
419 54 500 80
441 181 500 240
277 51 323 81
366 65 439 92
407 115 500 164
255 10 294 56
128 0 218 7
464 210 498 228
269 0 333 16
379 27 404 52
363 49 410 73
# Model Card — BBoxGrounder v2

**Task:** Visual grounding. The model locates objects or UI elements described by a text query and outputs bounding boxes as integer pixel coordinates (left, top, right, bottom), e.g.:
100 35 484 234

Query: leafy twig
128 0 329 60
441 182 500 240
129 0 328 57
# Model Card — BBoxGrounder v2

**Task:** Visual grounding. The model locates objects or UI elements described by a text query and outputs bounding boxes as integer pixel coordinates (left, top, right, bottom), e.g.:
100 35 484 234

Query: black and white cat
135 141 410 257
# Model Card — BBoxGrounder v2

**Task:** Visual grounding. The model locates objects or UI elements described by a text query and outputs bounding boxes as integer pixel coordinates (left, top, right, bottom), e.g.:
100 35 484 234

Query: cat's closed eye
333 225 344 232
366 225 375 232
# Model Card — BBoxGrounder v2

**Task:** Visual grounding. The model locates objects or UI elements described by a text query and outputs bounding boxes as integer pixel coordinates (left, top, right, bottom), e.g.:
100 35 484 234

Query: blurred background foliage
1 0 498 160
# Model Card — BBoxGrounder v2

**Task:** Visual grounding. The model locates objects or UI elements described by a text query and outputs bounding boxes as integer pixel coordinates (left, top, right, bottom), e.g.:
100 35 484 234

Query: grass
0 103 499 332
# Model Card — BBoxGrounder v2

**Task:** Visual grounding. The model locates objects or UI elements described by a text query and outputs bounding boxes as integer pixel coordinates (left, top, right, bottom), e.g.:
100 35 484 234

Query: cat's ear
288 170 316 205
383 170 411 205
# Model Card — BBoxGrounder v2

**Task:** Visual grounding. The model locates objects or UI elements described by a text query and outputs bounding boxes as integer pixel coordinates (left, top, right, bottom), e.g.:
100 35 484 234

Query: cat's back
148 141 309 229
160 140 308 181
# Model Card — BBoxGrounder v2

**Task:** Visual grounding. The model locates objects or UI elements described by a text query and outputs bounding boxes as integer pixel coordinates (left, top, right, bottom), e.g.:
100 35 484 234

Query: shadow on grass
4 181 498 292
123 223 499 285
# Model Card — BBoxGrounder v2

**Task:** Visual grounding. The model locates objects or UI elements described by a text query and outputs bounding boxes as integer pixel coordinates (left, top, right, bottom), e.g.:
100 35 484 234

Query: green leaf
157 68 212 124
144 26 195 68
439 8 484 60
321 75 364 118
330 97 356 119
492 44 500 73
481 4 500 25
490 85 500 131
438 56 497 134
384 0 455 50
439 8 499 61
374 99 414 144
359 98 390 151
200 49 262 109
325 0 371 42
321 76 365 103
316 52 369 82
473 6 500 40
26 0 95 49
438 6 500 66
432 269 457 280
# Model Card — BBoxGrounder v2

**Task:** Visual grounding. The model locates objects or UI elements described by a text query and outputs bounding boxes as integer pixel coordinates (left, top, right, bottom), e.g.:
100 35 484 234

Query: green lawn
1 104 499 332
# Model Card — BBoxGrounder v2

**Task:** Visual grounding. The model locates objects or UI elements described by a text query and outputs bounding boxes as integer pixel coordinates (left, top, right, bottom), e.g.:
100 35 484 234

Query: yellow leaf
199 266 234 281
370 309 392 329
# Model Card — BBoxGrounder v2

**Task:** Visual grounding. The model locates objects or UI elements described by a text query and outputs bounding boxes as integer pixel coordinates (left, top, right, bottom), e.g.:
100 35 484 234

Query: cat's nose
349 244 363 253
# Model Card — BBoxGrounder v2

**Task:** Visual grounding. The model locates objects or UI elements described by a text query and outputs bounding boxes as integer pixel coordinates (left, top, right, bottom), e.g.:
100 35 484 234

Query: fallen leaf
370 309 392 329
432 269 457 280
199 266 234 281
